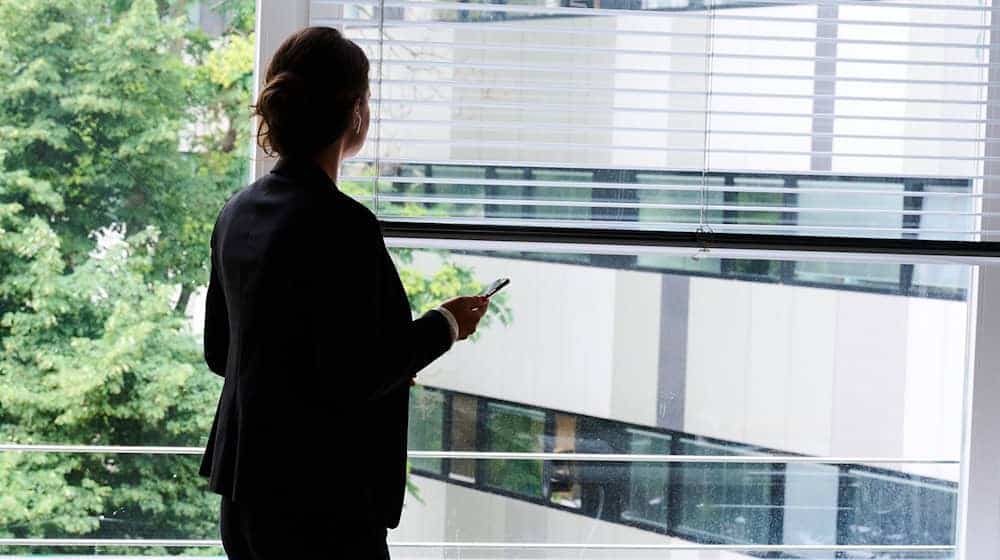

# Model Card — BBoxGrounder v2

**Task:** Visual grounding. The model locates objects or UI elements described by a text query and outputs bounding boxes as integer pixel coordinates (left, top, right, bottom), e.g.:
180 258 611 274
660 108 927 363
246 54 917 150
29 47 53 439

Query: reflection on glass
548 413 582 508
842 468 957 547
485 403 545 498
622 430 671 527
449 394 479 482
674 438 779 545
0 453 221 551
408 387 445 474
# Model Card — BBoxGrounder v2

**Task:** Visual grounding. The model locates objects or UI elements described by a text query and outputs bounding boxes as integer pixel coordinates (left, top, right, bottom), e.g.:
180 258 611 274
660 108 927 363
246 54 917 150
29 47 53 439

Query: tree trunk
175 283 194 315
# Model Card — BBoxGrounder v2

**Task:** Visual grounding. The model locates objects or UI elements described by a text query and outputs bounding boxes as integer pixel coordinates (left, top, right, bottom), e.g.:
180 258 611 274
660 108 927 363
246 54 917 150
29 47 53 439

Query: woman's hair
254 27 369 159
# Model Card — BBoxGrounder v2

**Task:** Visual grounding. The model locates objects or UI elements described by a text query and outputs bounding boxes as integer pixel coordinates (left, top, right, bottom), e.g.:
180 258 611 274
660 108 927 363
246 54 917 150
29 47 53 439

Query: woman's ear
353 98 363 133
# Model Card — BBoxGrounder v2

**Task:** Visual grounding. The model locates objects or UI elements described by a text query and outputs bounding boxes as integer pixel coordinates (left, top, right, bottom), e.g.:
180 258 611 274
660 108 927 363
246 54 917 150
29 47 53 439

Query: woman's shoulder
330 188 379 227
218 172 382 239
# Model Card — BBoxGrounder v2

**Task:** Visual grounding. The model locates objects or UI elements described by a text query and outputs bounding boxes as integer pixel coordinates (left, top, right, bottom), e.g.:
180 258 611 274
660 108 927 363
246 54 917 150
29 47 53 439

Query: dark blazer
199 157 453 528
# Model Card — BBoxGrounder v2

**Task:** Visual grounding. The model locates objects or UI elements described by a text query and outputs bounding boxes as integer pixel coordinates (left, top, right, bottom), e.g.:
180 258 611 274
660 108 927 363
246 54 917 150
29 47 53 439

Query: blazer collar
271 157 338 191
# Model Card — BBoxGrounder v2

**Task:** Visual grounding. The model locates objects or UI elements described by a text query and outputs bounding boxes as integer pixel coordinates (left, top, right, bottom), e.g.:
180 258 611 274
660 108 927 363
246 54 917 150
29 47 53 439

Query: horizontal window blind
311 0 994 241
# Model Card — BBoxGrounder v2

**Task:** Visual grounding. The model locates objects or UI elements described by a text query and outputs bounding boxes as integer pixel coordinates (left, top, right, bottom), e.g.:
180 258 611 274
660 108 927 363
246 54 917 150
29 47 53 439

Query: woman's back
201 160 407 511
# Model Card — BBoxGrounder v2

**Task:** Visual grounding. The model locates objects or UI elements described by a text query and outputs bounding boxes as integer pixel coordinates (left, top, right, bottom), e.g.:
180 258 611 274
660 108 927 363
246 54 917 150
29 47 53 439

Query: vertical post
252 0 311 180
441 392 454 479
811 0 838 172
957 4 1000 558
899 180 924 295
522 167 535 219
959 270 1000 557
590 169 639 268
834 465 853 559
542 411 555 502
779 177 797 282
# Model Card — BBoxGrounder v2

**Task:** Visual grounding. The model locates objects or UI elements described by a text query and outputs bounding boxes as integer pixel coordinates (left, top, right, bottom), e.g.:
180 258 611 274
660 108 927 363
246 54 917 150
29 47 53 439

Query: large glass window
0 0 253 555
5 0 997 556
394 243 966 554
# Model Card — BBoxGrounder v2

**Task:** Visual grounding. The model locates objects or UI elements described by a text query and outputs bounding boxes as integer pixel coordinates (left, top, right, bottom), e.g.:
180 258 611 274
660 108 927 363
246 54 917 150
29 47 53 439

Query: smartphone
478 277 510 298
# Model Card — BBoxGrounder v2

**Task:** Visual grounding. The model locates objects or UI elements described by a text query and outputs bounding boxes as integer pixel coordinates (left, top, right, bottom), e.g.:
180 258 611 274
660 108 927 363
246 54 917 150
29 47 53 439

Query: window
6 0 1000 557
841 468 957 547
548 413 582 508
622 429 672 527
0 0 250 555
484 403 546 498
408 386 446 474
673 438 780 545
319 0 988 242
448 394 479 482
391 244 969 554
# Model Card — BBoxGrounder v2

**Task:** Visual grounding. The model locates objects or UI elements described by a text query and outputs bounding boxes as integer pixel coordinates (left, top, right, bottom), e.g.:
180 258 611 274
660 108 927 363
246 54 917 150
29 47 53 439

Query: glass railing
408 385 958 552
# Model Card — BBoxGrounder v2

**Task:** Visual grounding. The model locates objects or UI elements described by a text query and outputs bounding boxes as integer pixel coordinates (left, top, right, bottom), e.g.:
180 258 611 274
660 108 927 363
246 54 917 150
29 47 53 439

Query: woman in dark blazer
198 27 489 559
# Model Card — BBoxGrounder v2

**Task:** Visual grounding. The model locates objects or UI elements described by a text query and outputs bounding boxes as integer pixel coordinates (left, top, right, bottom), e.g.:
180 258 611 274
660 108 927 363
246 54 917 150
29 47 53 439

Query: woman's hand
440 296 490 341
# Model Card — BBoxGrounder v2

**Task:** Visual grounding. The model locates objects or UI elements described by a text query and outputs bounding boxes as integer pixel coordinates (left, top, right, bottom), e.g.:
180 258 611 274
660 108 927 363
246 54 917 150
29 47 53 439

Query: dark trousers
220 496 390 559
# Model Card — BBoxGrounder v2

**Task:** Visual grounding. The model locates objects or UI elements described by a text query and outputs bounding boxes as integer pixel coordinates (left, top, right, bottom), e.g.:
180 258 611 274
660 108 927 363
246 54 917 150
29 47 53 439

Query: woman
198 27 489 559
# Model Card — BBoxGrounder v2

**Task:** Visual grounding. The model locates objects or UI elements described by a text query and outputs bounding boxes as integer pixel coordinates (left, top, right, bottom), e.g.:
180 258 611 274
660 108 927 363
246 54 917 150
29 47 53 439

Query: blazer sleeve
319 214 453 401
203 223 229 377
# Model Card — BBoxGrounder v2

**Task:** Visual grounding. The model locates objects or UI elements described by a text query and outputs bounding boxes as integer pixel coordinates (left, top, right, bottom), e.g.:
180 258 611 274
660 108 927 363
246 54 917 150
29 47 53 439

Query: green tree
0 0 509 554
0 0 225 553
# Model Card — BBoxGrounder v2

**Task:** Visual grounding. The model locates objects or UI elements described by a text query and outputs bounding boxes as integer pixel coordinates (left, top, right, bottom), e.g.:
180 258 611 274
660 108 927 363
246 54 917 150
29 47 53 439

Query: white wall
421 253 967 481
681 277 965 476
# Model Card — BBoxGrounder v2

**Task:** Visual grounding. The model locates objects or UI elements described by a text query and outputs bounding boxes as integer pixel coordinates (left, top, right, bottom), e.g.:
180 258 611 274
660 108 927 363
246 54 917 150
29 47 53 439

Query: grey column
656 274 689 431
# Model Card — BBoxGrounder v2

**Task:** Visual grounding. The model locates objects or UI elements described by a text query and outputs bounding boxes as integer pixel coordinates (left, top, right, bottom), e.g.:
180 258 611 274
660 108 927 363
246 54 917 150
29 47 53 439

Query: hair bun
260 71 307 108
254 27 370 158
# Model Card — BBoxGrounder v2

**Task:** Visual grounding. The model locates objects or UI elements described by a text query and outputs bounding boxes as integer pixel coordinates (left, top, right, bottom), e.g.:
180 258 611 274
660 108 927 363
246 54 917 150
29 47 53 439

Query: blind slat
369 59 989 87
371 98 989 125
376 78 995 107
314 0 992 12
364 136 995 162
371 195 991 217
342 175 993 199
375 118 996 143
353 37 994 69
321 17 987 50
347 156 981 182
319 0 990 30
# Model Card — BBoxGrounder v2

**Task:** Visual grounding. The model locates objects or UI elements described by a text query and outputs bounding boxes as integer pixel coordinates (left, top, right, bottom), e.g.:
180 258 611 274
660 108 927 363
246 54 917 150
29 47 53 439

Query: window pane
392 241 966 553
449 394 479 482
408 387 446 474
484 403 546 498
332 0 988 240
673 438 778 544
622 430 672 527
548 413 582 508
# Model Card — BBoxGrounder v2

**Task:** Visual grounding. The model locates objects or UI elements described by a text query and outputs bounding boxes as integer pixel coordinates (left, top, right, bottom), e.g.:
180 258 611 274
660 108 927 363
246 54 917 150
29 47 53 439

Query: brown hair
254 27 369 159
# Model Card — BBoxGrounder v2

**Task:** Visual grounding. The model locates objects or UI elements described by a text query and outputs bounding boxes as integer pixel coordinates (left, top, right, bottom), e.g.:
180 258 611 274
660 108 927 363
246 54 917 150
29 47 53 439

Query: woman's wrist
432 306 460 343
